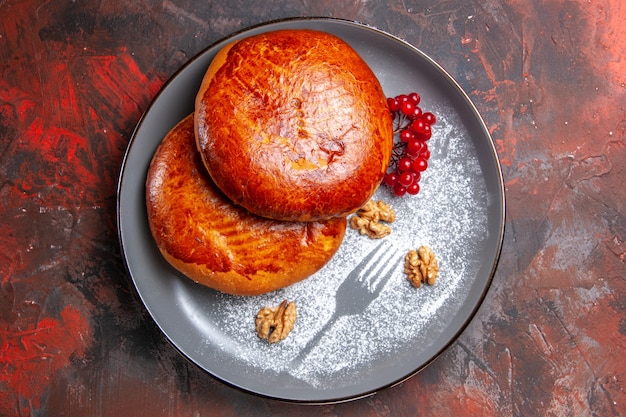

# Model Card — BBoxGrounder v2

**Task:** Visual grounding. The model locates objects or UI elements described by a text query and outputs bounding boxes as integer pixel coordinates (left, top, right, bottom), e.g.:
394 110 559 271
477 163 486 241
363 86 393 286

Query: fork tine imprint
357 241 400 290
290 239 402 368
354 240 390 274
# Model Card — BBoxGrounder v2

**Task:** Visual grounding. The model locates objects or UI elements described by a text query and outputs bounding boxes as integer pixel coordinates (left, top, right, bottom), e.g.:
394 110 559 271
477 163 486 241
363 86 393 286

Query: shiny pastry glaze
195 29 393 222
146 115 346 295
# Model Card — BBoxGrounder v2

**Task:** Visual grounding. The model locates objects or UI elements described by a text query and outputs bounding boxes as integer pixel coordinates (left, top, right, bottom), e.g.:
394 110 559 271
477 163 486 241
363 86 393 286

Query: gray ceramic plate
117 18 505 403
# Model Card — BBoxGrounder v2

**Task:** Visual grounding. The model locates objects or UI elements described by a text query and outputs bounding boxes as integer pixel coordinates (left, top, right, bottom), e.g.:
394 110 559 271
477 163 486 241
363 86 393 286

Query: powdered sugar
189 106 490 389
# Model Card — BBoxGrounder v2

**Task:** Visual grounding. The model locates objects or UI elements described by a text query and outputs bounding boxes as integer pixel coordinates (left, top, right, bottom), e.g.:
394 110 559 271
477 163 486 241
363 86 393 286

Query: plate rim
116 16 506 404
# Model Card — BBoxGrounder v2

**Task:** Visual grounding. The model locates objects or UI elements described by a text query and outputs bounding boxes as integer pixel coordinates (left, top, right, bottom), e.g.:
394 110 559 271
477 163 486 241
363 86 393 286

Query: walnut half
350 200 396 239
404 246 439 287
255 300 297 344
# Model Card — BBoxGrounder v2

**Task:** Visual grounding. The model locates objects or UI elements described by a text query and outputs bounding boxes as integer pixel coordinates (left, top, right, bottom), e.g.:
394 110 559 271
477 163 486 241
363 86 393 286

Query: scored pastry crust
195 29 393 222
146 114 347 295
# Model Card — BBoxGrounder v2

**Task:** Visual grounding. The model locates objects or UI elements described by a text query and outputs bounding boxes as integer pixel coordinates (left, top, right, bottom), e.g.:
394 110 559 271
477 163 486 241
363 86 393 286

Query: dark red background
1 1 625 416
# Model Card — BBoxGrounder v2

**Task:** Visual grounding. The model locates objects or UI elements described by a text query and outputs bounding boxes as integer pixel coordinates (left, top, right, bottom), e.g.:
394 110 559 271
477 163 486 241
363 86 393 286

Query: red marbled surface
1 0 624 416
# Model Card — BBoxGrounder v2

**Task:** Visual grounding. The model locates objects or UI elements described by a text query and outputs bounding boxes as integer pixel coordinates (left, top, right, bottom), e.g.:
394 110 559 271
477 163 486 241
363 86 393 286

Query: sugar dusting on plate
190 106 489 389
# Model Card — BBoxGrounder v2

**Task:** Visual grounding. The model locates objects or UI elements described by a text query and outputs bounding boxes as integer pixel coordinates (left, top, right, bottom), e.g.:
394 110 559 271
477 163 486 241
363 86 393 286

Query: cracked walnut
255 300 297 344
350 199 396 239
405 245 439 287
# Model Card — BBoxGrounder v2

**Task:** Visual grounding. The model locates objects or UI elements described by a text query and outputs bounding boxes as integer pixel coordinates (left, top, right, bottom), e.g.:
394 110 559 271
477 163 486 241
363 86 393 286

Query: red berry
411 171 421 183
410 120 431 140
409 119 425 134
412 157 428 172
384 172 399 187
398 171 414 187
400 100 415 117
393 182 407 196
422 149 431 160
399 129 414 143
388 97 401 112
406 139 424 157
397 94 409 103
418 123 432 140
409 105 423 120
397 156 413 172
422 112 436 125
407 182 420 195
408 92 421 104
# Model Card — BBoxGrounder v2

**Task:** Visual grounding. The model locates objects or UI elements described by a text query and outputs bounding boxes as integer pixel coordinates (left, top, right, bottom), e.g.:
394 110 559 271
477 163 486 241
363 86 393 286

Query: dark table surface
1 1 625 416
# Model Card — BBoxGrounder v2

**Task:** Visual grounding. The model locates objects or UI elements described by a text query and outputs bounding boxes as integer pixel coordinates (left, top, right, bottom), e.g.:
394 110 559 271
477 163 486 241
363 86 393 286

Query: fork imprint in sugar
291 239 402 366
355 240 401 293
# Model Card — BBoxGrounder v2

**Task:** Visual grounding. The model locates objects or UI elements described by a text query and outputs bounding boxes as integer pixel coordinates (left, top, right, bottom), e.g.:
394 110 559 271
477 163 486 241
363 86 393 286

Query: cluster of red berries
383 92 436 197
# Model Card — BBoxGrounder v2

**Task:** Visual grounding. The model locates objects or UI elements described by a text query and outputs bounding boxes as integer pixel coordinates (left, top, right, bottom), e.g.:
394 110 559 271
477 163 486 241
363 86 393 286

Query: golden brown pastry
195 29 393 222
146 114 346 296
